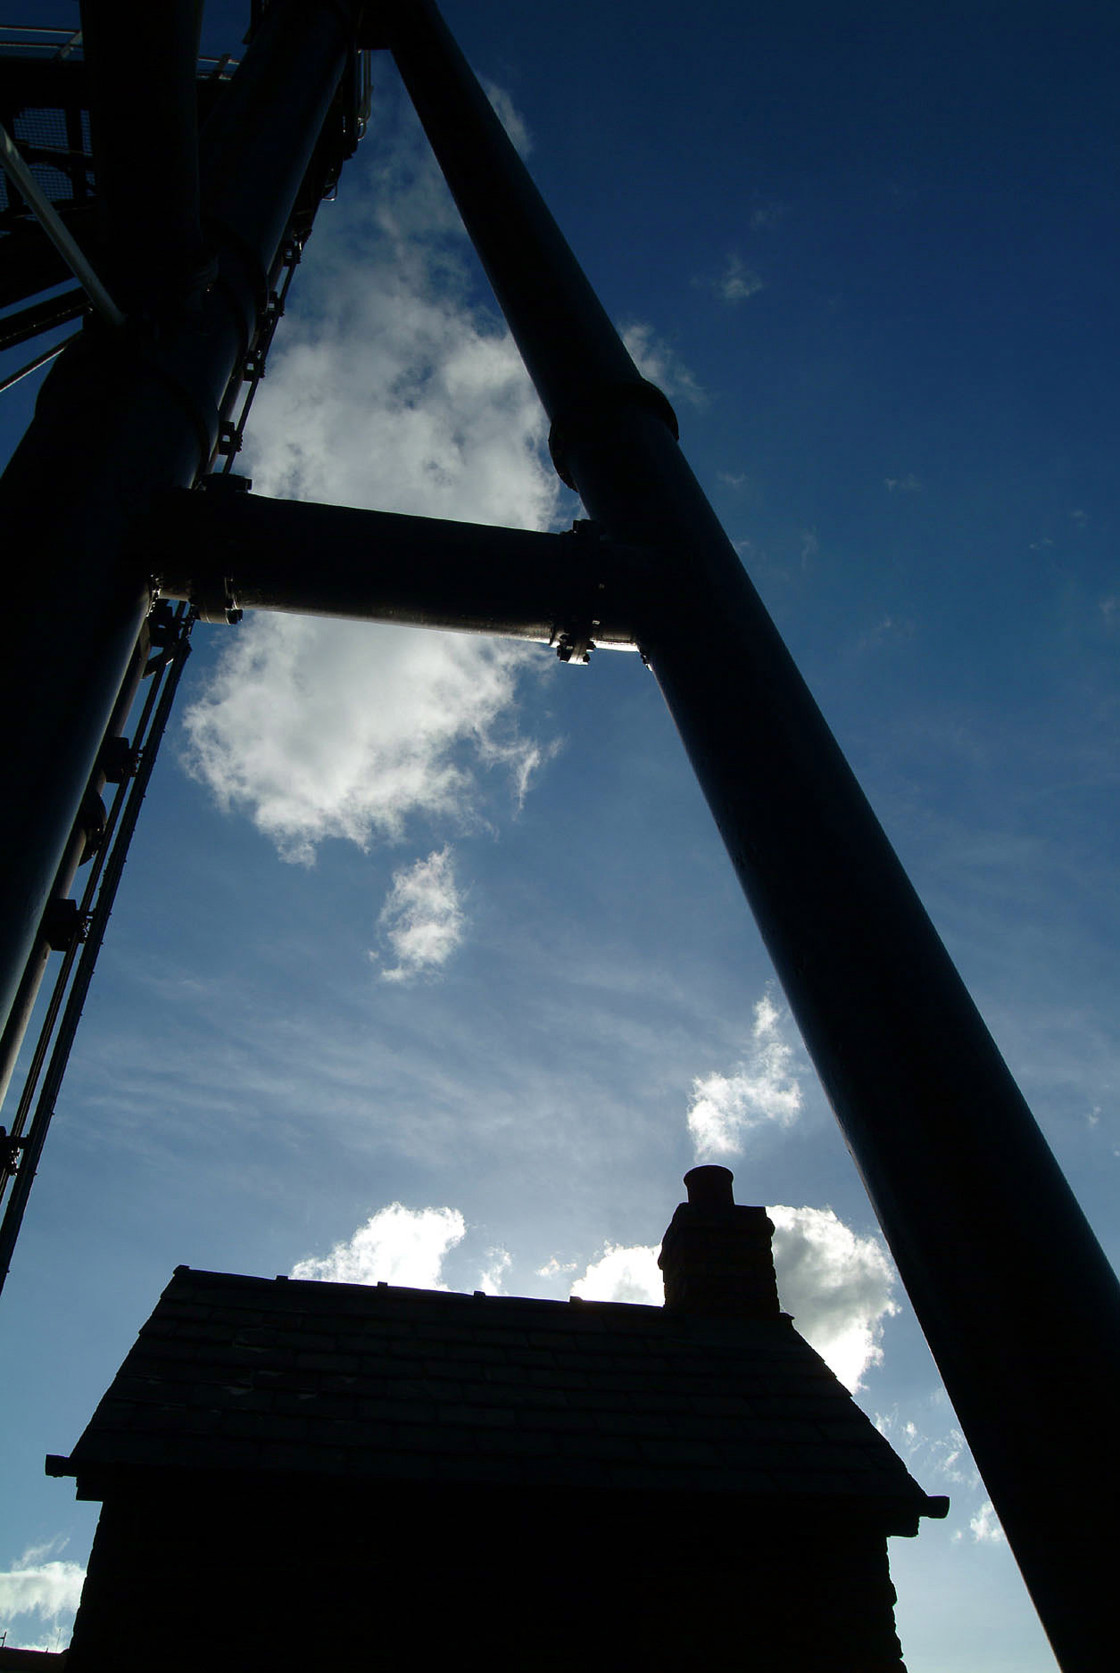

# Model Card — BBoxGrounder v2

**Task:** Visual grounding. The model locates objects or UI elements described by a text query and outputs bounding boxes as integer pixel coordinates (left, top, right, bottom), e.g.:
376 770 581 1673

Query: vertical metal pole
80 2 210 314
388 6 1119 1667
0 0 359 1073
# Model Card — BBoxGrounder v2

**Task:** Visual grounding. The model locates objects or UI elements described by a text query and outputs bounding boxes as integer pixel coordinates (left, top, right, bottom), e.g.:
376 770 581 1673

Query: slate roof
54 1266 944 1530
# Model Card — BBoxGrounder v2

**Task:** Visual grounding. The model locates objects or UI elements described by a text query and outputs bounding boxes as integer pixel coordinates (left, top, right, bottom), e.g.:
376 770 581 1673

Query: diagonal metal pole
0 119 124 326
386 4 1118 1667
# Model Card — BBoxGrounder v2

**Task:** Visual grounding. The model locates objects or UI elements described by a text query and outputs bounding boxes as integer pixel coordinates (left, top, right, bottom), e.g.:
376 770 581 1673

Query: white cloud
855 614 915 654
290 1201 466 1287
873 1400 1000 1539
749 202 784 231
875 1408 977 1489
243 99 557 530
0 1543 85 1630
477 1246 512 1294
481 79 532 158
687 993 802 1158
767 1205 898 1390
884 473 922 493
715 254 765 304
622 321 706 407
181 102 559 866
969 1499 1005 1543
376 846 465 981
183 618 543 863
570 1242 663 1304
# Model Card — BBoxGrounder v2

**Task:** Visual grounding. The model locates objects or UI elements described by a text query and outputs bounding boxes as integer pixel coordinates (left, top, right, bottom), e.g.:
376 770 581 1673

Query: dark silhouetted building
50 1168 944 1669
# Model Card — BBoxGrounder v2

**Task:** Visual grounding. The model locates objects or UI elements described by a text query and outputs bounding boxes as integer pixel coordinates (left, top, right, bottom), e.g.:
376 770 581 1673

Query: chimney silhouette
659 1165 782 1319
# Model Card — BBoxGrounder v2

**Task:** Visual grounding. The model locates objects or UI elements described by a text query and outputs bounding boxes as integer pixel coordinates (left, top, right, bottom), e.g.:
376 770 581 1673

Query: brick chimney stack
658 1165 782 1319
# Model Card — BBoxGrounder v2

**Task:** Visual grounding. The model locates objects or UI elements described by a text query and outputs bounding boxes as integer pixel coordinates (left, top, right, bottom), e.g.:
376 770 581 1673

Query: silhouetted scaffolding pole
385 10 1116 1670
0 5 1115 1667
0 0 364 1132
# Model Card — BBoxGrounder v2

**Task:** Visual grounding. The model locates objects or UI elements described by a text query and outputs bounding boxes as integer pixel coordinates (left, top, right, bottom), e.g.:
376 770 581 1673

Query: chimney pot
684 1164 735 1211
659 1168 782 1320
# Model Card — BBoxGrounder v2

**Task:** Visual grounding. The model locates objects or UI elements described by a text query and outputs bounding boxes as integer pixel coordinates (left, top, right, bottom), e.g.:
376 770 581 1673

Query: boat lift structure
0 6 1116 1668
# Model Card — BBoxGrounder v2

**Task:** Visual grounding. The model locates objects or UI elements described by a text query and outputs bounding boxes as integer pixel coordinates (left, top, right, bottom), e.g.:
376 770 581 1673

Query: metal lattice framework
0 7 1116 1668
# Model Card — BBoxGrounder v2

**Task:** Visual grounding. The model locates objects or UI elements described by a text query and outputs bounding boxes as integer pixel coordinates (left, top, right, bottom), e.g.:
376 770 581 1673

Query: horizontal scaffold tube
146 486 639 649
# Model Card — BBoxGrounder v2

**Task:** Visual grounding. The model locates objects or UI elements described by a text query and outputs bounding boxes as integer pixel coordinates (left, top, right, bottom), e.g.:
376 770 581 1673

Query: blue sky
2 4 1117 1665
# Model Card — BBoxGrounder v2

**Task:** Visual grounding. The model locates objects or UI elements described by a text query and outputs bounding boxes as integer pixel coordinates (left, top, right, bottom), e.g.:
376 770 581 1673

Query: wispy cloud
622 321 706 407
0 1540 85 1639
855 614 915 654
687 993 802 1158
713 254 765 304
376 846 465 982
181 94 558 866
535 1254 578 1278
749 202 784 231
884 473 922 493
874 1402 979 1490
875 1403 1009 1539
291 1201 466 1287
476 1246 512 1293
481 78 532 158
969 1500 1005 1543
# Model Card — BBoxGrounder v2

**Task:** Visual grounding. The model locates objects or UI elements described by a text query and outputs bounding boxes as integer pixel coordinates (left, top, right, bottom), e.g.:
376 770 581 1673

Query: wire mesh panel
0 103 93 221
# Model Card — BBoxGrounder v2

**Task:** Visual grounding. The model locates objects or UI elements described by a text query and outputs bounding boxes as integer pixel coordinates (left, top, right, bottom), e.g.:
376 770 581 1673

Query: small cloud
1070 508 1089 527
884 473 922 493
855 615 914 654
622 321 706 406
800 528 819 565
970 1500 1005 1543
291 1202 466 1287
480 80 532 158
477 1246 512 1294
535 1255 578 1278
686 992 803 1159
376 846 465 983
570 1242 663 1305
749 201 785 230
713 254 765 304
718 471 748 490
874 1405 978 1489
1029 537 1054 551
